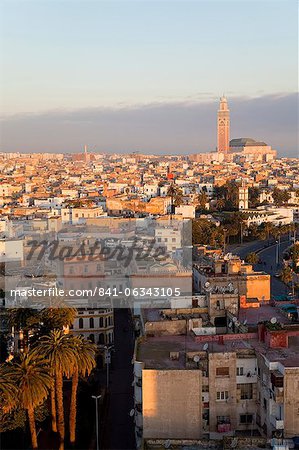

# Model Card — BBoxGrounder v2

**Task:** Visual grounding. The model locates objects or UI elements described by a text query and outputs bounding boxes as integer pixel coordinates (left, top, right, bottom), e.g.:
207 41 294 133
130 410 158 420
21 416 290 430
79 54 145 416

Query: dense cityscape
0 95 298 450
1 0 298 449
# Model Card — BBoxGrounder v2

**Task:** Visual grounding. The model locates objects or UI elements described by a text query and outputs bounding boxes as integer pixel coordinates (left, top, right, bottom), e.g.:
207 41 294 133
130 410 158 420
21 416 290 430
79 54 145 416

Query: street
230 237 293 297
102 308 136 450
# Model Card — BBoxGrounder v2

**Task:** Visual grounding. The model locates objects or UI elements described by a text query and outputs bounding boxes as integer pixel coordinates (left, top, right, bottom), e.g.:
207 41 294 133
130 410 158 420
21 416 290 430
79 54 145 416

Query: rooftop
230 138 267 147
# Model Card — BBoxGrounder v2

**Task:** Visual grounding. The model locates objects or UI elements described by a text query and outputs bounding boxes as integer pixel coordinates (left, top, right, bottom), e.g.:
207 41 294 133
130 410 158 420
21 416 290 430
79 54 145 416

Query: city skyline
1 92 297 156
1 0 298 156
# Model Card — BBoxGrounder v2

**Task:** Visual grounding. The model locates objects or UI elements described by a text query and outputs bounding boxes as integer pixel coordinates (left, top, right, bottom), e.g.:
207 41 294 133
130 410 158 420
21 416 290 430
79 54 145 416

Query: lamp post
276 234 281 266
223 228 227 255
91 395 101 450
104 345 112 389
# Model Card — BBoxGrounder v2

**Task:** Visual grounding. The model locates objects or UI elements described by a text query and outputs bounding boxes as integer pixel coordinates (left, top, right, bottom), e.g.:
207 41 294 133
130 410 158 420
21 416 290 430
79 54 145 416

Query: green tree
215 198 225 211
32 330 77 450
192 219 224 247
0 363 19 413
197 191 209 211
248 187 260 208
7 308 40 352
5 352 51 449
280 266 293 285
167 185 183 208
69 336 97 444
272 187 291 206
245 252 260 265
39 306 77 333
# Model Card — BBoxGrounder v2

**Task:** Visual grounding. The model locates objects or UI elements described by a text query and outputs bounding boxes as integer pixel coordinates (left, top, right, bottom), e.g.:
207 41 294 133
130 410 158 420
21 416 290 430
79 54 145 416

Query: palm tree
197 191 209 211
7 308 40 352
280 266 293 285
32 330 77 450
245 252 259 265
69 336 97 444
7 352 51 449
215 198 225 211
39 305 77 334
167 185 183 211
31 305 77 434
0 363 19 413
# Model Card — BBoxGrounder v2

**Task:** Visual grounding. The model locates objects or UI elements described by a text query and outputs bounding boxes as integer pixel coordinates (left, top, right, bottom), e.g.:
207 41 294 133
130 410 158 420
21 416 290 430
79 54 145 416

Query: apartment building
132 303 299 448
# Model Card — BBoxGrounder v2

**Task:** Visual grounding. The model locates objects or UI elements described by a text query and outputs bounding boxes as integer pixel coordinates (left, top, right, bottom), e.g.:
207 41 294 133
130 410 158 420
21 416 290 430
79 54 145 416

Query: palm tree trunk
50 384 57 432
27 405 38 449
55 371 65 450
69 368 79 444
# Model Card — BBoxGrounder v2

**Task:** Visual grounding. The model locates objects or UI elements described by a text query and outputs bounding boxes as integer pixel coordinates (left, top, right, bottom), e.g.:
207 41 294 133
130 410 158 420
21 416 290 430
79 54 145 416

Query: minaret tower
217 96 230 155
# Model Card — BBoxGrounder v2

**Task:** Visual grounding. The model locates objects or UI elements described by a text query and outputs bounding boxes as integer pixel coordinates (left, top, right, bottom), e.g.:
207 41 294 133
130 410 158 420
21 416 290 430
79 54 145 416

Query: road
102 308 135 450
229 238 293 297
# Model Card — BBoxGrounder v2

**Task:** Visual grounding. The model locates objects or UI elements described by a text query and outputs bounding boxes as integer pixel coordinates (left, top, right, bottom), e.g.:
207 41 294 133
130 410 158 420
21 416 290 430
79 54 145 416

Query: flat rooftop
137 333 299 370
238 304 292 326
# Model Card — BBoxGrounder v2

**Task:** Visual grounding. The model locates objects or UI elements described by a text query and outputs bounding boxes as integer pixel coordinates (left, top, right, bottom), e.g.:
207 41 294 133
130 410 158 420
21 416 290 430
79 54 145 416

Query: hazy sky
0 0 298 155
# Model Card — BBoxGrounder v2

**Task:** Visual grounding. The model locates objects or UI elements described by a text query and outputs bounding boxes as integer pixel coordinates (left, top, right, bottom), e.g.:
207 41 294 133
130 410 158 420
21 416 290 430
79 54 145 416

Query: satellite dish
164 440 171 449
232 317 238 323
129 409 135 417
193 355 200 363
203 343 208 351
270 317 277 324
228 321 233 328
243 319 247 326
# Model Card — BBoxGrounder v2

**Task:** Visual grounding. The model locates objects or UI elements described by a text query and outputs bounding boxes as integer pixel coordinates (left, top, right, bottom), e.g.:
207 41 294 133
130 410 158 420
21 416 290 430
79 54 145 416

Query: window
217 416 230 425
216 367 229 377
216 391 229 401
202 385 209 392
97 264 101 272
79 318 83 329
240 414 253 424
89 317 94 328
99 317 104 328
239 383 253 400
172 238 176 242
237 367 244 376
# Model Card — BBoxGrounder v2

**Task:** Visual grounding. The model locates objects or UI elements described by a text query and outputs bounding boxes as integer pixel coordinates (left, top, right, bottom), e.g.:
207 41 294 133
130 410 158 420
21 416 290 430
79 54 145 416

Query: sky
0 0 298 155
